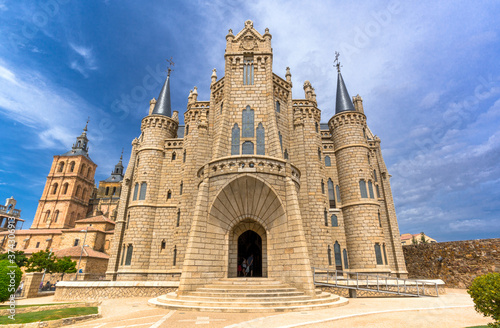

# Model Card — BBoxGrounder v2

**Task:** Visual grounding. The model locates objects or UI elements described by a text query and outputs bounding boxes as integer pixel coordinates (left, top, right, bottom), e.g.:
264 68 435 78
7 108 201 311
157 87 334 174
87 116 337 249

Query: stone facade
403 238 500 288
106 20 407 296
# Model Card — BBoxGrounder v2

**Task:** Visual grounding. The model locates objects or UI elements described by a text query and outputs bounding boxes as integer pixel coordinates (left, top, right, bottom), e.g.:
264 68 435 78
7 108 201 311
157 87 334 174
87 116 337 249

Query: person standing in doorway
247 254 254 277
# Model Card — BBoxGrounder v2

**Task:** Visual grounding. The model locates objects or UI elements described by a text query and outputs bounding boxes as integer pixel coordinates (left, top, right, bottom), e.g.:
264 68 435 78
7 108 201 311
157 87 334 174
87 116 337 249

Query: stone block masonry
403 238 500 288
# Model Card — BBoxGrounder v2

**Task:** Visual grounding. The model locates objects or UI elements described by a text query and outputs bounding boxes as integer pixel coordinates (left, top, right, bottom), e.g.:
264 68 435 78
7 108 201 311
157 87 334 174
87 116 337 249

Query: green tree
420 232 428 244
0 250 27 267
25 250 56 273
55 256 77 281
468 272 500 327
0 260 22 302
411 235 418 245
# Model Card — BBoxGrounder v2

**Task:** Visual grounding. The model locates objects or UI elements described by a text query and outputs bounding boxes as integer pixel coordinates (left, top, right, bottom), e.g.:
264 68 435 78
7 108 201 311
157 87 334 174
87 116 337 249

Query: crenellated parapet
210 77 225 103
197 155 300 185
185 102 210 123
141 115 178 134
292 100 321 127
328 111 366 130
273 74 291 102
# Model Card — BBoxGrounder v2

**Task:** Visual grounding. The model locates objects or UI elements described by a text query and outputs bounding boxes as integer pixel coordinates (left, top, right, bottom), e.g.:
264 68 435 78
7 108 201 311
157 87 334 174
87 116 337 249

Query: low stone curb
1 305 101 328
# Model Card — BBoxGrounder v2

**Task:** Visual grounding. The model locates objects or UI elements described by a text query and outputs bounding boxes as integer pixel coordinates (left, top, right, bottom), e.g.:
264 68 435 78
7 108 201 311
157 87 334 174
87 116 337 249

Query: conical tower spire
334 53 355 114
152 64 173 117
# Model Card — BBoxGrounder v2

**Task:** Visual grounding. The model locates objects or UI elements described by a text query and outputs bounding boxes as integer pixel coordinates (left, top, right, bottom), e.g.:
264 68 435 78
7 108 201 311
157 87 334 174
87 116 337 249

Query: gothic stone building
106 20 407 295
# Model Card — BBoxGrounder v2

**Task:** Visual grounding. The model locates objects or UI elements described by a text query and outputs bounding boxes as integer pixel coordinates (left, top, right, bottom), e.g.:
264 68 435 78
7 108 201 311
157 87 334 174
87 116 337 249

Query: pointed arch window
359 180 368 198
172 152 176 161
79 164 85 174
334 241 342 268
242 106 254 138
58 162 65 172
45 210 51 222
383 243 388 265
374 243 383 265
231 124 240 155
324 209 328 226
327 179 335 208
125 244 133 266
139 182 147 200
167 190 172 200
69 162 75 172
328 246 332 266
343 249 349 269
242 141 254 155
368 181 375 198
325 155 331 167
336 185 341 203
276 101 280 113
75 186 81 198
133 183 139 200
331 214 338 227
243 58 254 85
256 123 265 155
161 239 166 251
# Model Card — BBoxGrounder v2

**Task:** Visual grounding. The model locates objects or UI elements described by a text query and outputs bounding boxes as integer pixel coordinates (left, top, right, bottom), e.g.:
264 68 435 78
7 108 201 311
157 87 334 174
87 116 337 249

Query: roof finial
334 51 342 73
166 57 175 76
84 117 90 131
120 148 124 161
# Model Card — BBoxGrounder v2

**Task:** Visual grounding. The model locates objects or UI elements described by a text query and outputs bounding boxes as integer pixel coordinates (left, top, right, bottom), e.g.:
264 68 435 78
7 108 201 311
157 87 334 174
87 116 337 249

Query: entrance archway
238 230 262 277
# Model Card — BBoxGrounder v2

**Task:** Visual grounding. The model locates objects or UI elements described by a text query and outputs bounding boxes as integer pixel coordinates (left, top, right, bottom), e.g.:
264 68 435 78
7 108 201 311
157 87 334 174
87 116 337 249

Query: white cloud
0 60 100 149
68 43 98 77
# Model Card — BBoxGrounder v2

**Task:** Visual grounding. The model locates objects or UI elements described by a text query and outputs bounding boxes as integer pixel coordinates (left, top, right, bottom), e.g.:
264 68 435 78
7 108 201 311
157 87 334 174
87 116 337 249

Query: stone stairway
149 278 348 312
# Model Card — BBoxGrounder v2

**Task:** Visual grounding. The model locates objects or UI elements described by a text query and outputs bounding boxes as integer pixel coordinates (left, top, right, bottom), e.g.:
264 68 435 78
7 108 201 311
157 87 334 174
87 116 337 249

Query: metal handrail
312 267 439 297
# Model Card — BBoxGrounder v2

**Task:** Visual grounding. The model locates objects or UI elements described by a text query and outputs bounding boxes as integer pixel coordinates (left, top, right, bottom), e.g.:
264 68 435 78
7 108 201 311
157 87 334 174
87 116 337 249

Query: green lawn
0 302 75 309
0 307 98 324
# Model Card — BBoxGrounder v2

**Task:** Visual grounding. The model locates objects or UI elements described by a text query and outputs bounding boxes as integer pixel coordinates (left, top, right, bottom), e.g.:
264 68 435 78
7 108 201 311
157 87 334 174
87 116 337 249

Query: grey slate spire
61 120 92 160
335 70 355 114
152 68 172 117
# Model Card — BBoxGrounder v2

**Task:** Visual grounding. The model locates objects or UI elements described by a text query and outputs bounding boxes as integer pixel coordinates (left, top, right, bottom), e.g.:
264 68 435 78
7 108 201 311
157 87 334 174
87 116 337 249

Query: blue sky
0 0 499 242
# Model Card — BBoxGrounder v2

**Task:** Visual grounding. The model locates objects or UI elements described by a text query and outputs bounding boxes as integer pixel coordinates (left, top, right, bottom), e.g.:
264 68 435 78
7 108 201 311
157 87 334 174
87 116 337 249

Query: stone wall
403 238 500 288
54 281 179 301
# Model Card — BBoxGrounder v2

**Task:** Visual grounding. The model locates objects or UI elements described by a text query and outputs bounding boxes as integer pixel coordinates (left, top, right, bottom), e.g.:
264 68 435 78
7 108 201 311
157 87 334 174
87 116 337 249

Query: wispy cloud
0 59 100 149
68 43 98 77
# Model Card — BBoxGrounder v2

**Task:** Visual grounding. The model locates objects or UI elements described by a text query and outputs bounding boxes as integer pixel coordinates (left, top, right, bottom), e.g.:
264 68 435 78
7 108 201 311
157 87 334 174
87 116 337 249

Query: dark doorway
237 230 262 277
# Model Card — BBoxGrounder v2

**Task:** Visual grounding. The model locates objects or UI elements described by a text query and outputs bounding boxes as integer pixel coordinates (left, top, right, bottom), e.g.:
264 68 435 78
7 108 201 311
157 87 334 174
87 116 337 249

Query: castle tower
328 66 388 274
88 151 125 220
106 70 179 280
32 124 97 229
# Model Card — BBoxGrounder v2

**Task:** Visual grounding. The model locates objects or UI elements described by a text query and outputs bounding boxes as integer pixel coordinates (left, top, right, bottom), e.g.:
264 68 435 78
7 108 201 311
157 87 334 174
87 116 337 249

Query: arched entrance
238 230 262 277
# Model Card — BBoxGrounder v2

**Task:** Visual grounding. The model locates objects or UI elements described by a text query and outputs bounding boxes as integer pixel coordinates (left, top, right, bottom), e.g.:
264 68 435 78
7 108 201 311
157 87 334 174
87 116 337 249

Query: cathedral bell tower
32 123 97 229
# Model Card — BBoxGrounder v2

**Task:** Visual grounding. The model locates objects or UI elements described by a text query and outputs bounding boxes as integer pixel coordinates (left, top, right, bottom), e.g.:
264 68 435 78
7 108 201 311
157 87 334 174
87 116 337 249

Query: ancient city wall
403 238 500 288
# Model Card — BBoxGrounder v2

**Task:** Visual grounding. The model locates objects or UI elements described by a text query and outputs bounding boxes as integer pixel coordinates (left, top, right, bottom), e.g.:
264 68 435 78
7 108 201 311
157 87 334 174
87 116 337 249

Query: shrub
0 260 23 302
468 272 500 327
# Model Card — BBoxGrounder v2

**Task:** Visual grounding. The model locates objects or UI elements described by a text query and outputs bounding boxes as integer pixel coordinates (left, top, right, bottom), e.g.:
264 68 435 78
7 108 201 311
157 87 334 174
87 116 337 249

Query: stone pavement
11 288 493 327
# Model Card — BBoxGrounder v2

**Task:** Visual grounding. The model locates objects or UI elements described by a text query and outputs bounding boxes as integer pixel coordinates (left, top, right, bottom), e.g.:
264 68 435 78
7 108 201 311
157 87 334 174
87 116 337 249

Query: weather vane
334 51 342 72
166 57 175 76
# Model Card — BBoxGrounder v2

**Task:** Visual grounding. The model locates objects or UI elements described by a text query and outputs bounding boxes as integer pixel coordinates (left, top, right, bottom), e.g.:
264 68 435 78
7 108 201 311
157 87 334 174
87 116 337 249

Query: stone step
197 286 297 293
162 291 332 303
187 290 307 298
156 293 340 307
149 295 349 313
212 278 283 285
201 284 294 290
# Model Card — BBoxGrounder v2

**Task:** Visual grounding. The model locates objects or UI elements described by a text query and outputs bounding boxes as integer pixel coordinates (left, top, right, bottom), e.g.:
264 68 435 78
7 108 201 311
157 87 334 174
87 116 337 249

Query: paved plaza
13 288 493 327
